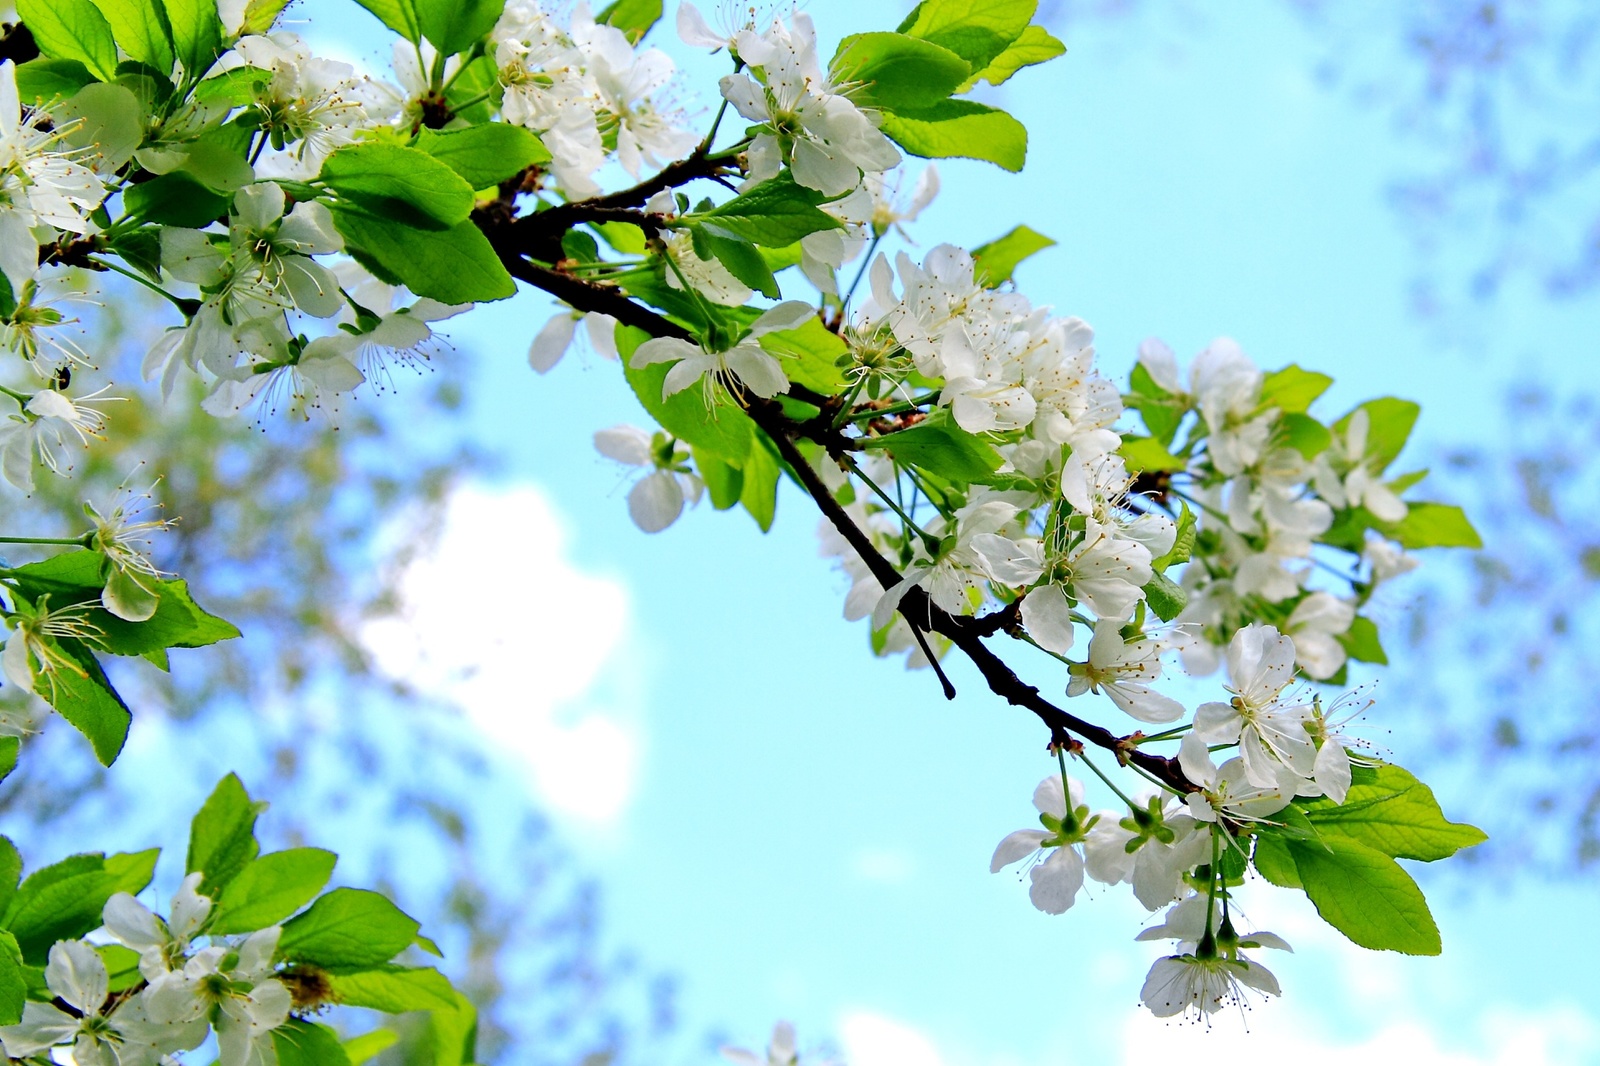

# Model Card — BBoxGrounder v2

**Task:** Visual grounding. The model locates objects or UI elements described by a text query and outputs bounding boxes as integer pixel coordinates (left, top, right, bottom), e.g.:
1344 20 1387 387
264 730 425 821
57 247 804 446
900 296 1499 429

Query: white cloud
838 1012 947 1066
362 483 641 827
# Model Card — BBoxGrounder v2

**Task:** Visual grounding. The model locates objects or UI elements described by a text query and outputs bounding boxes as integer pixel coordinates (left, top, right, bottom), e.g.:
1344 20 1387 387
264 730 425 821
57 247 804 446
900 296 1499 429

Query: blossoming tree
0 0 1486 1056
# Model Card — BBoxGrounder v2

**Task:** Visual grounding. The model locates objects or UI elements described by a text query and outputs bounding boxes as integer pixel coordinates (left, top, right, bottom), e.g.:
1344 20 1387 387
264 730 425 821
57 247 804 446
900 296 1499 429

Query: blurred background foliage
0 283 677 1065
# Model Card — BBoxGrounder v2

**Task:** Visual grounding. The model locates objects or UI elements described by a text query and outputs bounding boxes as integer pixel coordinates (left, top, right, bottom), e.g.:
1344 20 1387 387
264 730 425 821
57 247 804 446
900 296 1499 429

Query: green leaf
616 325 757 464
692 445 743 510
238 0 292 34
897 0 1036 71
42 638 131 766
13 59 96 105
93 576 240 655
830 32 972 113
740 434 781 532
18 0 119 81
59 82 145 171
1385 502 1481 550
423 991 478 1066
694 226 779 299
417 124 550 188
692 174 843 246
5 849 159 964
962 24 1063 89
1287 836 1441 955
329 965 459 1013
194 64 271 105
1142 571 1186 622
322 143 476 227
1333 397 1419 474
344 1030 399 1066
331 206 516 304
1251 833 1301 888
442 54 501 124
594 220 647 255
1299 763 1487 862
350 0 420 40
210 848 338 934
1118 435 1185 474
160 0 222 78
0 739 18 789
184 134 255 192
88 0 175 73
415 0 503 56
758 317 848 394
970 224 1053 286
279 888 422 969
859 407 1003 483
273 1019 353 1066
1338 615 1386 665
187 773 265 897
596 0 661 44
1150 501 1195 573
881 100 1027 171
98 942 143 992
1260 365 1333 414
0 932 22 1026
0 839 20 922
1278 411 1332 460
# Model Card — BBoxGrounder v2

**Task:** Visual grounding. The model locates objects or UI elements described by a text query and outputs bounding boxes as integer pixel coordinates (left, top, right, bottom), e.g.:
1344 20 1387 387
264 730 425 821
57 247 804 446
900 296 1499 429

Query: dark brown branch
562 147 739 212
478 203 1197 795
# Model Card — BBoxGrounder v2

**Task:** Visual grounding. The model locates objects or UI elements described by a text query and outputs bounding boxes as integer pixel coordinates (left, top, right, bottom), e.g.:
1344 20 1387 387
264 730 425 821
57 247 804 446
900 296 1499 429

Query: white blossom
595 423 703 533
990 773 1093 915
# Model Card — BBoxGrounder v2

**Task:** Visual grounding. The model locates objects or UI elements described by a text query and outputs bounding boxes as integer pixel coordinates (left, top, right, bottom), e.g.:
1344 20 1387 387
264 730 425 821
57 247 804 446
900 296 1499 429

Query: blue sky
293 2 1600 1063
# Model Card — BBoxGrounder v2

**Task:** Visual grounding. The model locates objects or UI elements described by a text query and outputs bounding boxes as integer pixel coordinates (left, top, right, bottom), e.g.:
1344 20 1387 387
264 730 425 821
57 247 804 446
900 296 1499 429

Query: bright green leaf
98 942 143 992
859 407 1004 483
1251 834 1301 888
416 124 550 188
0 838 20 922
1338 615 1386 665
692 174 843 246
692 445 743 510
694 226 779 299
423 991 478 1066
210 848 338 933
1119 435 1185 474
0 739 18 789
59 82 145 171
1142 571 1186 622
41 638 131 766
1385 502 1482 550
350 0 420 40
759 316 848 394
94 578 242 656
343 1030 399 1066
87 0 175 73
273 1019 353 1066
971 224 1053 286
5 849 159 964
596 0 660 44
415 0 503 57
616 325 757 464
160 0 222 78
830 32 972 113
1299 764 1487 862
1150 501 1195 573
331 206 516 304
1260 364 1333 414
18 0 118 81
1287 836 1441 955
238 0 293 34
962 24 1064 89
881 99 1027 171
322 142 476 227
1278 411 1332 460
1334 397 1419 474
0 933 22 1026
13 59 96 105
329 965 459 1013
896 0 1036 71
740 434 781 532
279 888 422 970
187 773 265 897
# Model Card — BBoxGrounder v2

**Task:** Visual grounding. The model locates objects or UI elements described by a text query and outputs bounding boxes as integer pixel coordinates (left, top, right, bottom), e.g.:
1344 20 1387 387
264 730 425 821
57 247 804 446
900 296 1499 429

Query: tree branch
480 208 1195 795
